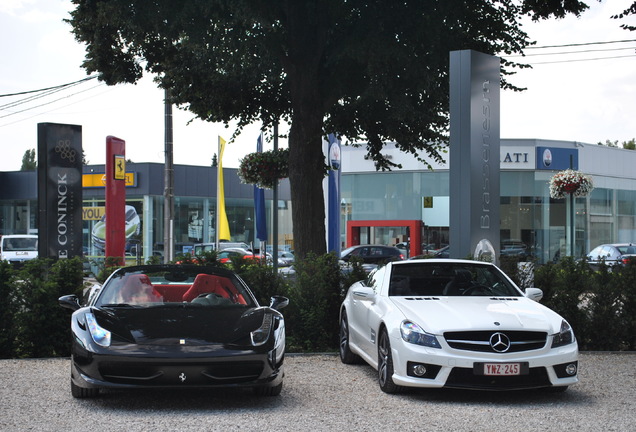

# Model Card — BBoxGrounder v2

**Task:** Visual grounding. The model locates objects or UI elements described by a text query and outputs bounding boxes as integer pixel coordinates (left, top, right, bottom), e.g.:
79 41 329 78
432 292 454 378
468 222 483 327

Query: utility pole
163 88 174 263
272 123 279 272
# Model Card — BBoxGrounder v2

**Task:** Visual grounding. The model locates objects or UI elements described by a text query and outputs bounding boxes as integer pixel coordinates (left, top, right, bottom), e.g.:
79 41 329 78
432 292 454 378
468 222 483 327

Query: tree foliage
20 149 36 171
597 138 636 150
612 1 636 31
68 0 589 258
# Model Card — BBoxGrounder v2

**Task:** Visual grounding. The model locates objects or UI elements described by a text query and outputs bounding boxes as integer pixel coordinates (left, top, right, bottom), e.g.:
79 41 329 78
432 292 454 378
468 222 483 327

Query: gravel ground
0 352 634 432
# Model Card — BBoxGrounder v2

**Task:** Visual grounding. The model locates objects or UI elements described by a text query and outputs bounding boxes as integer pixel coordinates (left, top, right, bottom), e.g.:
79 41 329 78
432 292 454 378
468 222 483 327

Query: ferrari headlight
86 312 111 347
400 321 441 349
251 313 273 346
551 320 575 348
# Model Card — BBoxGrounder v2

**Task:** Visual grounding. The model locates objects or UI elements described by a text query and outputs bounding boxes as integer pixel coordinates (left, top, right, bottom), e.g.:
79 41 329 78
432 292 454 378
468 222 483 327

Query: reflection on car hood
93 306 263 345
390 297 561 335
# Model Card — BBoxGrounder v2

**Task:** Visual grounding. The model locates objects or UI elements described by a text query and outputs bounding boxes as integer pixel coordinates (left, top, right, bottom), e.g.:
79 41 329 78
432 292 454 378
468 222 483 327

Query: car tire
377 328 401 394
339 310 362 364
253 382 283 396
71 380 99 398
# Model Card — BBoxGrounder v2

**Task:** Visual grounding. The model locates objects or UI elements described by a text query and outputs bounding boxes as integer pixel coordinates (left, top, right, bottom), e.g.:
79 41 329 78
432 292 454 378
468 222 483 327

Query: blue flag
254 134 267 241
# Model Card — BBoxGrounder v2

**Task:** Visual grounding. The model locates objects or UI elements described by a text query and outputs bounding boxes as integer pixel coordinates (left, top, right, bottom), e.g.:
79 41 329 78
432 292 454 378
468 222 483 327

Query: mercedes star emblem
489 332 511 353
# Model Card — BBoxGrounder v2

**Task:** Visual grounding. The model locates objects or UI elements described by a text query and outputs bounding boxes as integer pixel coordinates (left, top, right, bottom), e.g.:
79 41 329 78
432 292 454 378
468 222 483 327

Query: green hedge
535 257 636 351
2 254 634 358
0 257 84 358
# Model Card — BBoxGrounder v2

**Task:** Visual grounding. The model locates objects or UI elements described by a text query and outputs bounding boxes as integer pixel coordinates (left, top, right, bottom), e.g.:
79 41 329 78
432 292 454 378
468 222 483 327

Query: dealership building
1 138 635 264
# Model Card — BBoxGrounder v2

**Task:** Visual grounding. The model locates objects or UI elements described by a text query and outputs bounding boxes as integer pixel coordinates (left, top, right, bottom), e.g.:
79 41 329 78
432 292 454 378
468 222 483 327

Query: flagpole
216 136 220 251
273 122 279 272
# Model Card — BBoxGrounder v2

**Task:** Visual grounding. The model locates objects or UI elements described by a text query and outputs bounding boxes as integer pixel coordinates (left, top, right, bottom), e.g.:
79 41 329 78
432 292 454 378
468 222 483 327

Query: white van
193 241 250 256
0 234 38 265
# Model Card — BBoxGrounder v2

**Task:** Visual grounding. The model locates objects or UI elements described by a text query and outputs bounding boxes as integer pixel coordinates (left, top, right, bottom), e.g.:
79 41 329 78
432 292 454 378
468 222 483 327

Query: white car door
349 266 387 357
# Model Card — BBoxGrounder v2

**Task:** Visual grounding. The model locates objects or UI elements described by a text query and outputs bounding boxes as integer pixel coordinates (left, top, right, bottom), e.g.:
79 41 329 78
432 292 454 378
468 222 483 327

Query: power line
0 76 99 98
0 86 114 128
0 83 105 120
526 39 636 50
510 46 636 57
528 54 635 65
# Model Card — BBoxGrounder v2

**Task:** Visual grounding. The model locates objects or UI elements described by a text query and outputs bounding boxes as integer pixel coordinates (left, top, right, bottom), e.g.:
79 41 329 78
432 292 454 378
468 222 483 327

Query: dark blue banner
254 134 267 241
327 134 341 254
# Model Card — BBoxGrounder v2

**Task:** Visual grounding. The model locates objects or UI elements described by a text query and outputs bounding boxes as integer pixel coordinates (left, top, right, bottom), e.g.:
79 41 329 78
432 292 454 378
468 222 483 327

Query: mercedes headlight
551 320 575 348
86 312 111 347
400 321 441 349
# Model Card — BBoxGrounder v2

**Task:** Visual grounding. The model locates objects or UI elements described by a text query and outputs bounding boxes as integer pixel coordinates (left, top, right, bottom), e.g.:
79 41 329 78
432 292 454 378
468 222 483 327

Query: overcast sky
1 0 634 172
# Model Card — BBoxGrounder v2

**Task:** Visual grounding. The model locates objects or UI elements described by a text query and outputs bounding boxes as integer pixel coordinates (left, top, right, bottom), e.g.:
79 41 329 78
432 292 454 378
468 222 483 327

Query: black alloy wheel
378 328 401 394
339 310 361 364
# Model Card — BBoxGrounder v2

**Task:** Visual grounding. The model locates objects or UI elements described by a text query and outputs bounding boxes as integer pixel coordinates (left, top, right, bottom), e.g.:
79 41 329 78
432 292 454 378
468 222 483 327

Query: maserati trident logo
178 372 187 383
489 332 511 353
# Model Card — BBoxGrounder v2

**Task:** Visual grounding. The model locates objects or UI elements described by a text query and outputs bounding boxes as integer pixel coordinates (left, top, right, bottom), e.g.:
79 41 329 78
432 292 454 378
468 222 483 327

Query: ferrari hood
390 297 562 335
93 306 264 345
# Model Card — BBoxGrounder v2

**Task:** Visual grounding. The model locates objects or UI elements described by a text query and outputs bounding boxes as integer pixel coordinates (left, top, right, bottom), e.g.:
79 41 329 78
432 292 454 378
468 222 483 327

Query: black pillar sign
37 123 83 260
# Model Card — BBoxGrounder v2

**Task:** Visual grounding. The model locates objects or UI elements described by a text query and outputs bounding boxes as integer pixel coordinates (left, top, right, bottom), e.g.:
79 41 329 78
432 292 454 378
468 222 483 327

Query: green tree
598 139 619 147
597 138 636 150
67 0 588 258
612 1 636 31
20 149 36 171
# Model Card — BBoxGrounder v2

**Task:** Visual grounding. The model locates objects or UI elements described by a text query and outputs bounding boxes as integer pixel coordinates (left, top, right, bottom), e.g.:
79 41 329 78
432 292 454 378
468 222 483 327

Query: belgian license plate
483 363 520 376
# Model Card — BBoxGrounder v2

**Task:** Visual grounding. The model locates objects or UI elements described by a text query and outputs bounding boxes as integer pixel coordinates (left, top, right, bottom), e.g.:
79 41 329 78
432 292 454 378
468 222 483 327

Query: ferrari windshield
96 265 255 307
388 262 522 297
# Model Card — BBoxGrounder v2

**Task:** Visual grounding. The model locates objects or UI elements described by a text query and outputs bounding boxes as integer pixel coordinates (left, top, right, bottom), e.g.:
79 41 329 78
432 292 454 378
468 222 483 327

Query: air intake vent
405 297 440 301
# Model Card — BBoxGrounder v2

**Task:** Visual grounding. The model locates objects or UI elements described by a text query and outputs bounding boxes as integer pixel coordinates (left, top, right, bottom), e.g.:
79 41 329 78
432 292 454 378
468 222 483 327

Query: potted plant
549 169 594 199
238 148 290 189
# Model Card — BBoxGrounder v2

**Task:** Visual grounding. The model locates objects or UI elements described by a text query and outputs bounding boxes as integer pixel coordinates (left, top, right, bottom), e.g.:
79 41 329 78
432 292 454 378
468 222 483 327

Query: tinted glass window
388 263 521 297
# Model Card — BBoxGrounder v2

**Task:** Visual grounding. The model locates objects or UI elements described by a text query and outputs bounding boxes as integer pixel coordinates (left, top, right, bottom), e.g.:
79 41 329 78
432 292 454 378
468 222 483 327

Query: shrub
534 257 592 347
12 257 84 358
615 260 636 350
0 261 16 358
236 263 290 307
283 253 344 352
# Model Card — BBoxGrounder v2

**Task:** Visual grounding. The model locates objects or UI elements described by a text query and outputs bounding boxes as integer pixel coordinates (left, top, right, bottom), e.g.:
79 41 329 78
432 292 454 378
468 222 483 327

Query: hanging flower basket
549 169 594 199
238 148 289 190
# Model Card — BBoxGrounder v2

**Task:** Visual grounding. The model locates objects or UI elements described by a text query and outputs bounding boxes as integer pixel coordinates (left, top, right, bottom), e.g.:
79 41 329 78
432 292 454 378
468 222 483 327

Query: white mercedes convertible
339 259 579 393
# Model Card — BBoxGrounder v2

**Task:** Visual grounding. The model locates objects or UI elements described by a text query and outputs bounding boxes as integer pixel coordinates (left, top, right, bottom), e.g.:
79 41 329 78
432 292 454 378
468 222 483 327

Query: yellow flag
217 136 231 240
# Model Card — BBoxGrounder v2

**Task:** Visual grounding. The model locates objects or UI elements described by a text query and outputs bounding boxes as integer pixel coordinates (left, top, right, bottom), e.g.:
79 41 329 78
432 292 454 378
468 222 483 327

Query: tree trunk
288 83 327 260
285 3 328 259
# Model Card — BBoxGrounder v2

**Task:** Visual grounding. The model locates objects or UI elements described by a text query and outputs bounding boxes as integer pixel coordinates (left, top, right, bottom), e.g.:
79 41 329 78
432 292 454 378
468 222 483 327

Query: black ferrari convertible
59 264 288 398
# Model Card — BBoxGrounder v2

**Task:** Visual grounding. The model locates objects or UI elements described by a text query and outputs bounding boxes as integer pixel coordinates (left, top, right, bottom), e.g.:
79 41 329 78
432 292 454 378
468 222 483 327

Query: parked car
218 248 268 264
433 245 450 258
278 251 295 266
58 264 288 398
395 242 439 257
193 241 250 255
340 245 404 265
339 258 579 393
0 234 38 266
586 243 636 269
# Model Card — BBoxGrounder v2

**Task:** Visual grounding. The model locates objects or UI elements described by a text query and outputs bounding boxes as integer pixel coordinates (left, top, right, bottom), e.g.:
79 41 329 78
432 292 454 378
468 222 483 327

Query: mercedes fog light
565 363 577 376
412 364 427 377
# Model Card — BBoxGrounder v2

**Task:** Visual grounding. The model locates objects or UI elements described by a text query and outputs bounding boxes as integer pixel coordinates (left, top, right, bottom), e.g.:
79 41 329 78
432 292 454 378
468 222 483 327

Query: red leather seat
182 274 231 302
